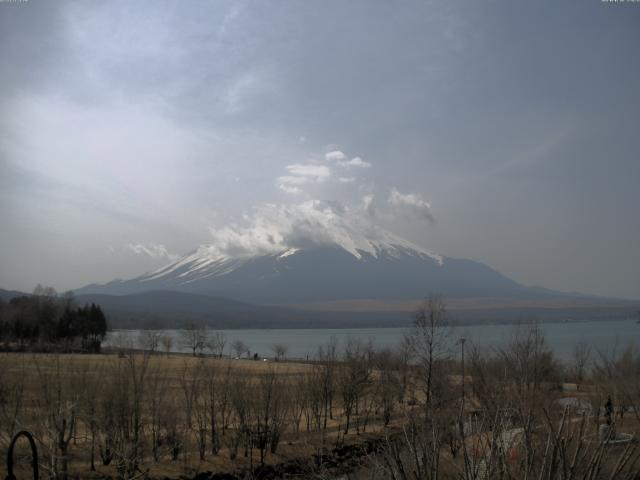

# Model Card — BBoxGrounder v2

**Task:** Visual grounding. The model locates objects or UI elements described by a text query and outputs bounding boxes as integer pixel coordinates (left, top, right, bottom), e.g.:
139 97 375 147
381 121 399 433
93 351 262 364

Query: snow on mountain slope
75 200 540 303
137 200 442 286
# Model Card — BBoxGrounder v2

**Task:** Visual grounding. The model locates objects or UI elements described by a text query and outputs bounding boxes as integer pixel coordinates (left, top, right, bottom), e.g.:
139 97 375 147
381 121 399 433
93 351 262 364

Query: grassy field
0 351 402 479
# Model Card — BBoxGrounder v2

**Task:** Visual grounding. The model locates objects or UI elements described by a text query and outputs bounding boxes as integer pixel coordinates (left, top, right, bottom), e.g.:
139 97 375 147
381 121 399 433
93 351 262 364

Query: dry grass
4 346 639 480
0 351 394 479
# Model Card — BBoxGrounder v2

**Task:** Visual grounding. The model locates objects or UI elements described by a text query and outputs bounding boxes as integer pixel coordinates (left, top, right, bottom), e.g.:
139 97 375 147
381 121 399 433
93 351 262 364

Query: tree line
0 285 107 352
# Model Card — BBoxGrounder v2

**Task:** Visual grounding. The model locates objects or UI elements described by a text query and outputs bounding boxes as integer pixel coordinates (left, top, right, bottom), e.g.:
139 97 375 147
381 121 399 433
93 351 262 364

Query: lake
106 318 640 362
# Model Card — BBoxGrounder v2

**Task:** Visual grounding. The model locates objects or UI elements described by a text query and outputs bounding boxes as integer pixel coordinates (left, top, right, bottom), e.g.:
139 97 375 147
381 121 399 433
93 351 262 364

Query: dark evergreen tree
2 288 109 352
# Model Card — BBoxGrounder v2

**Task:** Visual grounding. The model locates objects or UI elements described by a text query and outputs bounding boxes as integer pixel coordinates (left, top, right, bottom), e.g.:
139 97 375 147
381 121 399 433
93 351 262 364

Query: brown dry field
3 352 639 479
1 350 315 376
0 351 395 479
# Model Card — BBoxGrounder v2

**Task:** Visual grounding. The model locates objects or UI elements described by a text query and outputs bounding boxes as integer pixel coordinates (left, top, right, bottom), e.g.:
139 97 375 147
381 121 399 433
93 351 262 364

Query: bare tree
207 331 227 358
123 353 150 477
247 367 288 465
110 330 134 356
178 360 201 431
78 360 104 471
593 344 640 424
572 340 592 381
202 359 223 455
147 359 169 462
408 294 451 418
160 392 183 462
304 368 324 433
372 348 403 427
228 373 250 460
137 330 161 354
191 360 209 460
499 322 559 400
98 353 150 478
0 355 26 445
289 372 309 436
338 338 371 434
217 363 234 436
271 343 288 361
33 355 78 480
180 323 207 356
160 335 174 356
231 339 249 359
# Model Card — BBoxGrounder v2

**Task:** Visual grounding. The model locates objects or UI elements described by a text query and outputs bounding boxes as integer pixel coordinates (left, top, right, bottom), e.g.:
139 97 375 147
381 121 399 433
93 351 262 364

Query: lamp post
459 337 466 408
457 337 467 456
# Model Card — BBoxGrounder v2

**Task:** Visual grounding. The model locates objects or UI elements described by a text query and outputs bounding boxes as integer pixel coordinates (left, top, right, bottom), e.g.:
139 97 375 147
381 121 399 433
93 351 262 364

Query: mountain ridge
73 205 613 305
75 244 536 303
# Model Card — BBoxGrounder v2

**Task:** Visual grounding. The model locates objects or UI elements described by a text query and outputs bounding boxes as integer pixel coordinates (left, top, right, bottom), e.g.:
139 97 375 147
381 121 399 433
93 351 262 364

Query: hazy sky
1 1 639 299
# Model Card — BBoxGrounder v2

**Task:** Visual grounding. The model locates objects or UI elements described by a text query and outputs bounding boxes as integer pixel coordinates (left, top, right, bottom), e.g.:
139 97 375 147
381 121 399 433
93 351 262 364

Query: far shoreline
107 315 639 331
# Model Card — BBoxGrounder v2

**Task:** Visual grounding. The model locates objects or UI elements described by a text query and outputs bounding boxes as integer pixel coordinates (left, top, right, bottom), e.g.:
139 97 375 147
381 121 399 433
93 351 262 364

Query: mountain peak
75 201 536 304
142 200 442 283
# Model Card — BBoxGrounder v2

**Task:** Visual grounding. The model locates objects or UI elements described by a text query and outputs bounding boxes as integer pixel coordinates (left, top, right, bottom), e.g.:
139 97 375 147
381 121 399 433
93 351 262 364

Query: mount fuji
76 203 550 305
70 201 639 328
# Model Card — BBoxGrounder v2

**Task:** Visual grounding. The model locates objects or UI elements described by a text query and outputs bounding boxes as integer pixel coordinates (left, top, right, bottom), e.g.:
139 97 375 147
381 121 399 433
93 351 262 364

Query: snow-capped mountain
136 216 444 292
76 244 531 304
76 203 539 304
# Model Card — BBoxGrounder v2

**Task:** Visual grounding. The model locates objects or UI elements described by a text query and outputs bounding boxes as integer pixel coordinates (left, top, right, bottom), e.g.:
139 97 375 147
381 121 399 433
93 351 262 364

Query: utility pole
459 337 466 408
458 337 468 470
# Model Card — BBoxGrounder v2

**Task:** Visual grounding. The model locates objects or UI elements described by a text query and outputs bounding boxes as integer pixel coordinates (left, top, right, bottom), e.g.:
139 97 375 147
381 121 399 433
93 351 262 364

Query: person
605 396 613 426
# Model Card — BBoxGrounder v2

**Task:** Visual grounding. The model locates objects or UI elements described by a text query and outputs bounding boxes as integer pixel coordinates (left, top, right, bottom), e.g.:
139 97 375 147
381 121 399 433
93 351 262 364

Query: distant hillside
75 290 412 329
0 288 28 301
3 287 638 329
77 290 639 330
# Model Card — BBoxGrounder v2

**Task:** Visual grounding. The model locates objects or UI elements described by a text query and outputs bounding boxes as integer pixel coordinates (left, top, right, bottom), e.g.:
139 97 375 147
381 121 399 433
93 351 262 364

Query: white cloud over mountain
340 156 371 168
324 151 371 168
285 164 331 179
203 200 439 261
126 242 179 260
362 194 376 217
325 150 347 162
278 162 332 194
388 188 435 223
277 148 373 195
270 148 434 259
